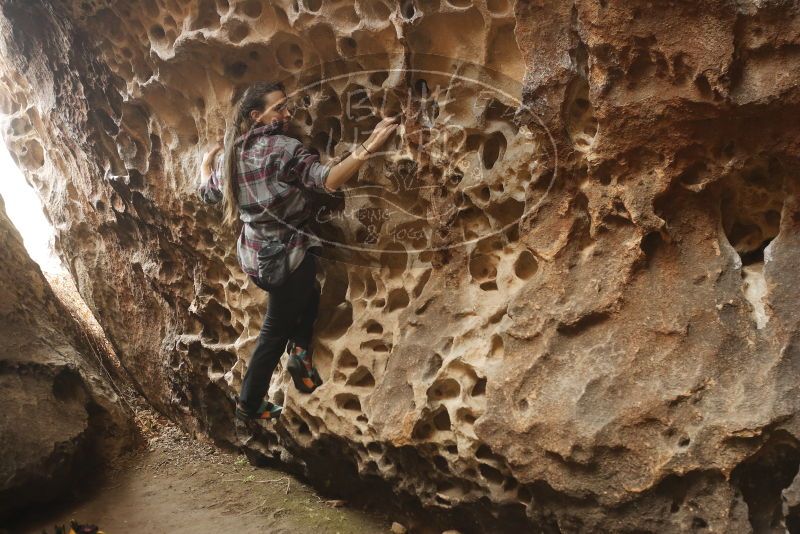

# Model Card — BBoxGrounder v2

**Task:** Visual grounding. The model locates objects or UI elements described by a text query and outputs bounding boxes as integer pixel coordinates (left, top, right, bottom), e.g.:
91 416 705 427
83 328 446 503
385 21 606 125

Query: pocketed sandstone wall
1 0 799 531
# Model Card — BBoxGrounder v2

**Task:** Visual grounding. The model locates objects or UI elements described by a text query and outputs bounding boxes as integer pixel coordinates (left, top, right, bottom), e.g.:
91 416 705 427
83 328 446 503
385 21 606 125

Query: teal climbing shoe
235 399 282 421
286 341 323 393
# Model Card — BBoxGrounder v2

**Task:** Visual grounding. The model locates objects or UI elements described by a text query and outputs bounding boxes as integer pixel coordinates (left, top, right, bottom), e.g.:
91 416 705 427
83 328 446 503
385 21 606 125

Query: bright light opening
0 141 64 274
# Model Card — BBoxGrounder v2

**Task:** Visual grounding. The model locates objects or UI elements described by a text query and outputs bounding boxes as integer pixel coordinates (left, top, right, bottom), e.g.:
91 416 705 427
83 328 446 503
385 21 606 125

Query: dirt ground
14 415 394 534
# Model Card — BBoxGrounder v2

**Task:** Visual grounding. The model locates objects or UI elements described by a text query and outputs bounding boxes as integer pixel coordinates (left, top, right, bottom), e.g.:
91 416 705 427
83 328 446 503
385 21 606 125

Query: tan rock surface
1 0 799 531
0 196 135 519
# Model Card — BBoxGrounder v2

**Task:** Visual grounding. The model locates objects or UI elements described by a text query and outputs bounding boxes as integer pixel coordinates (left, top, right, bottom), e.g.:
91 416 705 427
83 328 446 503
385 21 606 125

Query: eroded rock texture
0 197 134 519
1 0 799 531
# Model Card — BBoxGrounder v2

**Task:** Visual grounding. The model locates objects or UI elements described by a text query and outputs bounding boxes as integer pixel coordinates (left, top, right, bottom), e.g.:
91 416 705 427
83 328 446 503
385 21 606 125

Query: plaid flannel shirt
198 121 336 279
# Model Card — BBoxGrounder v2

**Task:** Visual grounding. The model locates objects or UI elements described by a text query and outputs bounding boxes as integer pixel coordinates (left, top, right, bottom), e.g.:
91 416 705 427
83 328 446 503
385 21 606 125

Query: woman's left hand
200 142 223 182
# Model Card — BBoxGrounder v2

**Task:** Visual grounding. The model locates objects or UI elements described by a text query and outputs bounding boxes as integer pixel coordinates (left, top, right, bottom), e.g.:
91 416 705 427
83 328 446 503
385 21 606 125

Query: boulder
0 197 135 519
1 0 799 530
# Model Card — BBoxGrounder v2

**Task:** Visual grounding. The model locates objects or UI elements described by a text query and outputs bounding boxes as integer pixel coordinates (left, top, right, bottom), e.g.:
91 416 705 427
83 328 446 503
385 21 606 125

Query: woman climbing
198 81 399 422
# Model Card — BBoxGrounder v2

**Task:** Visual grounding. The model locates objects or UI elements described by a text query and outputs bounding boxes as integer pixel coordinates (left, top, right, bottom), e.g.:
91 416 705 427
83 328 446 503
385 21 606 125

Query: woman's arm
324 115 400 191
198 142 223 203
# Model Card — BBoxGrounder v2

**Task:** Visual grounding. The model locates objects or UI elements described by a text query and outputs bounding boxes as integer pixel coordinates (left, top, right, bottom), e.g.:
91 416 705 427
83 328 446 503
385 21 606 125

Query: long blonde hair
221 81 286 227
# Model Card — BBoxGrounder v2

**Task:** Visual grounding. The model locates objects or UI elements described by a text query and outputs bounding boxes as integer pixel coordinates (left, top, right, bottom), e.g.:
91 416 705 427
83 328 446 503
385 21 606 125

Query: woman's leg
290 279 321 358
238 253 318 414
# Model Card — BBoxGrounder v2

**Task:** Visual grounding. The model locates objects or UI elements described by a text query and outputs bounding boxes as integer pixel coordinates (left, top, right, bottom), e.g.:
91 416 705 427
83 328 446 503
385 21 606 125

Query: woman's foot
235 400 282 421
286 341 323 393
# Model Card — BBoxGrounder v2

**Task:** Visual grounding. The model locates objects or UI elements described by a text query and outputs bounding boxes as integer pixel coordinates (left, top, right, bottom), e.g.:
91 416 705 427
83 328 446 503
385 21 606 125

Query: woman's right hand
362 115 400 153
324 115 400 191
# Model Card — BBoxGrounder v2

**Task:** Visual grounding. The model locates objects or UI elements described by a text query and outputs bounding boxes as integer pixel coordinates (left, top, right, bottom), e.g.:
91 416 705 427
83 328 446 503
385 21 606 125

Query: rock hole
423 353 443 380
335 393 362 412
557 311 610 336
52 370 85 403
434 455 450 472
433 408 452 432
364 275 378 298
503 477 519 491
489 334 504 358
640 230 664 266
412 268 432 298
481 132 506 169
513 249 538 279
297 420 311 436
678 162 707 186
457 408 477 425
731 430 800 533
479 280 498 291
720 169 783 330
228 21 250 42
415 296 433 315
517 484 533 503
149 24 166 40
346 367 375 388
476 444 494 461
479 463 505 485
276 41 304 71
241 0 262 17
469 254 498 283
365 320 384 334
401 0 417 20
339 37 357 55
305 0 322 11
694 73 712 98
413 422 433 440
381 243 408 278
471 377 487 397
564 76 597 152
440 337 453 353
322 301 353 338
337 349 358 369
369 70 389 87
386 287 410 312
427 378 461 401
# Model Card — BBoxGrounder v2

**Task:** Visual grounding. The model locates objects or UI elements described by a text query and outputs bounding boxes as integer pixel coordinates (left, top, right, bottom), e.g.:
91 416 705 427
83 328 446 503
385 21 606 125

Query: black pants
238 251 320 415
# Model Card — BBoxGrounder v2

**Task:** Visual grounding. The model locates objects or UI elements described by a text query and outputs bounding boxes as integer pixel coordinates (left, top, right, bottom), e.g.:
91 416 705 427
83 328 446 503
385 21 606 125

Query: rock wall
0 195 134 519
1 0 799 531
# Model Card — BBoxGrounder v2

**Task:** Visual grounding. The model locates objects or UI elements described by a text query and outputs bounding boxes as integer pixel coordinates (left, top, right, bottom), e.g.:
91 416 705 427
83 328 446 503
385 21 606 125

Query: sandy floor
15 421 393 534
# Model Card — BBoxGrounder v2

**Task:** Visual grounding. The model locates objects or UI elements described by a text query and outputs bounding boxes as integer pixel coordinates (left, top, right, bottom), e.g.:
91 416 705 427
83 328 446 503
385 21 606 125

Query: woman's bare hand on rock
324 116 400 191
200 142 223 182
363 115 400 153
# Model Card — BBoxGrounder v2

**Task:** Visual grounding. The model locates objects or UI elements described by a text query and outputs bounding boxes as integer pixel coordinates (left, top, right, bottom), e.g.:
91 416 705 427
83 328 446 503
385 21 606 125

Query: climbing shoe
286 341 323 393
235 399 282 422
